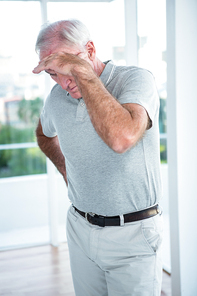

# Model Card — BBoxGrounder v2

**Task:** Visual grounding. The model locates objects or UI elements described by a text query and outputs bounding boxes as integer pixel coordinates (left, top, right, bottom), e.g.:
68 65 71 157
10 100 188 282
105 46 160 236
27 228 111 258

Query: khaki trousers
66 205 163 296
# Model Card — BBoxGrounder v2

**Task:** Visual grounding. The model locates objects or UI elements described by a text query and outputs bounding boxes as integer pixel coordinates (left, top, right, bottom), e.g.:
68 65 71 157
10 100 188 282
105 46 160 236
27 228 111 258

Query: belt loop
119 214 124 226
158 205 163 215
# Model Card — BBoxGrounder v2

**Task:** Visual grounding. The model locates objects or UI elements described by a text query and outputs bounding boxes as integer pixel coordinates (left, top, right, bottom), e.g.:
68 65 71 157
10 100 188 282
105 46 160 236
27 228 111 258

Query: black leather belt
73 204 160 227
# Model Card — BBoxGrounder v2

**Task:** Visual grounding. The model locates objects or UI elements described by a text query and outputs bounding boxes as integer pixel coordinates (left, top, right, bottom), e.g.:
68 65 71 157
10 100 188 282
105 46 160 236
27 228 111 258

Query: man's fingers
32 64 45 74
32 67 41 74
32 54 56 74
32 51 86 75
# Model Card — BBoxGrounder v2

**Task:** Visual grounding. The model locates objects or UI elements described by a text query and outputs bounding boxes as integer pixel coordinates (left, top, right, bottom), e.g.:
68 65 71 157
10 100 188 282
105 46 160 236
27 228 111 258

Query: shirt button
81 102 85 107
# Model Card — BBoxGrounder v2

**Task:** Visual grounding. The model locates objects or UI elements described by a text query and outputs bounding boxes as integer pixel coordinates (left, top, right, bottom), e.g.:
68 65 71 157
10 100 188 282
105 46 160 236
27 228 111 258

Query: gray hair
35 19 91 54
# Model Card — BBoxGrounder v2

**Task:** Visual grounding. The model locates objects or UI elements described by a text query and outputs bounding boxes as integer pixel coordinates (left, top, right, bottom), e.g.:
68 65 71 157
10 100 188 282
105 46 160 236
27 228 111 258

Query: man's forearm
74 74 148 153
76 77 130 150
37 131 67 185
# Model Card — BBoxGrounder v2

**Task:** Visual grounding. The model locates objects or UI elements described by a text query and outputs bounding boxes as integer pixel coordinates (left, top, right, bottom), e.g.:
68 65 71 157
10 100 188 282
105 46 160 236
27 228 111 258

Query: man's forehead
39 45 81 60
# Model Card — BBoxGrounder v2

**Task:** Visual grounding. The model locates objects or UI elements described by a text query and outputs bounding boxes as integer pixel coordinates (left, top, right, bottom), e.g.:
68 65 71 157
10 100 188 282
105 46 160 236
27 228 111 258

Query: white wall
0 174 70 249
0 175 49 231
0 174 70 231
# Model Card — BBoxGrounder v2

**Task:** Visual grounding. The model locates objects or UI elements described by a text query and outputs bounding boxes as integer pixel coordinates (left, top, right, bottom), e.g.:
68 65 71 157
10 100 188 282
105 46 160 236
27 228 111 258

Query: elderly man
33 19 163 296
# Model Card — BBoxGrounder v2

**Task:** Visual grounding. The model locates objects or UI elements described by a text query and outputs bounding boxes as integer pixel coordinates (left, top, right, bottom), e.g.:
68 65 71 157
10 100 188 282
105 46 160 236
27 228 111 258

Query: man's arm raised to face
33 52 151 154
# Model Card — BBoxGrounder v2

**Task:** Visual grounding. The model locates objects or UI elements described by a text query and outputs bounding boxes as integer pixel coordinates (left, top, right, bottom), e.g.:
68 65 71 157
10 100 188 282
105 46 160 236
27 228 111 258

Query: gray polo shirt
40 60 162 216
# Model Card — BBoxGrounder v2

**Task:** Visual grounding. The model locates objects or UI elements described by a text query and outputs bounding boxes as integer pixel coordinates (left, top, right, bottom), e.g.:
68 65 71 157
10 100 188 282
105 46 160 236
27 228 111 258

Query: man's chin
69 91 82 99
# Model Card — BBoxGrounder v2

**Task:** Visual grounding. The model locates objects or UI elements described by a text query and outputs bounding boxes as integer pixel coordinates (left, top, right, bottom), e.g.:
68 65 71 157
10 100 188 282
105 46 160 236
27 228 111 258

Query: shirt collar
100 60 116 86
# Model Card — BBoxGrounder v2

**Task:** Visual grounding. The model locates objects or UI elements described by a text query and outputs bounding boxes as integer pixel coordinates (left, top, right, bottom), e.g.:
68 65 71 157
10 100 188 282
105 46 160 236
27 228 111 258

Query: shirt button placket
76 99 86 121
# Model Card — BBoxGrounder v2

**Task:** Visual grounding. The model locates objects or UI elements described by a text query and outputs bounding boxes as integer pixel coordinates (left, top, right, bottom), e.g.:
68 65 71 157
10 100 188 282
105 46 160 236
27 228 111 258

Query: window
0 1 46 177
137 0 167 163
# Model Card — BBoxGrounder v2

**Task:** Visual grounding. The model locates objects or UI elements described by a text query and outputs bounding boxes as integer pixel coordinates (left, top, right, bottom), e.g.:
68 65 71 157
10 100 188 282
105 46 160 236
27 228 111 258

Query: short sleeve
117 68 159 125
40 95 57 138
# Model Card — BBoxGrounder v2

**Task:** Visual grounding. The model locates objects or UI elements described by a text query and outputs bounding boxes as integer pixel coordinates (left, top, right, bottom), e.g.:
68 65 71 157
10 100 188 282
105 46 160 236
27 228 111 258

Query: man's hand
33 51 95 80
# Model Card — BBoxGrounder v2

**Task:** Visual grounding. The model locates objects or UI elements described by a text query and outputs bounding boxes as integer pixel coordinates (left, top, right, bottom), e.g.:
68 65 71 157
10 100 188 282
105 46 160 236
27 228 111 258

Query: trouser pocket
141 214 163 253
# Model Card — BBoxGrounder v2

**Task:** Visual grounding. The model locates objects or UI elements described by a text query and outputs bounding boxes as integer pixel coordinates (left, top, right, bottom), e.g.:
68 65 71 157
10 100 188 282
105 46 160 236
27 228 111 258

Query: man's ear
86 41 96 61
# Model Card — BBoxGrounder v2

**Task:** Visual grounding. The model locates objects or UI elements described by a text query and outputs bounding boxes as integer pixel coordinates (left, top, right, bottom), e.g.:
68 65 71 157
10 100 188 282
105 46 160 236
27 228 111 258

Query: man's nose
58 74 72 90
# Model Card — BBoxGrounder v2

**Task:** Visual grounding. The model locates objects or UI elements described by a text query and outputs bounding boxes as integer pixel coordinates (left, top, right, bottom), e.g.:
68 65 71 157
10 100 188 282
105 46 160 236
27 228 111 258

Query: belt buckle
85 212 105 227
85 212 95 221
